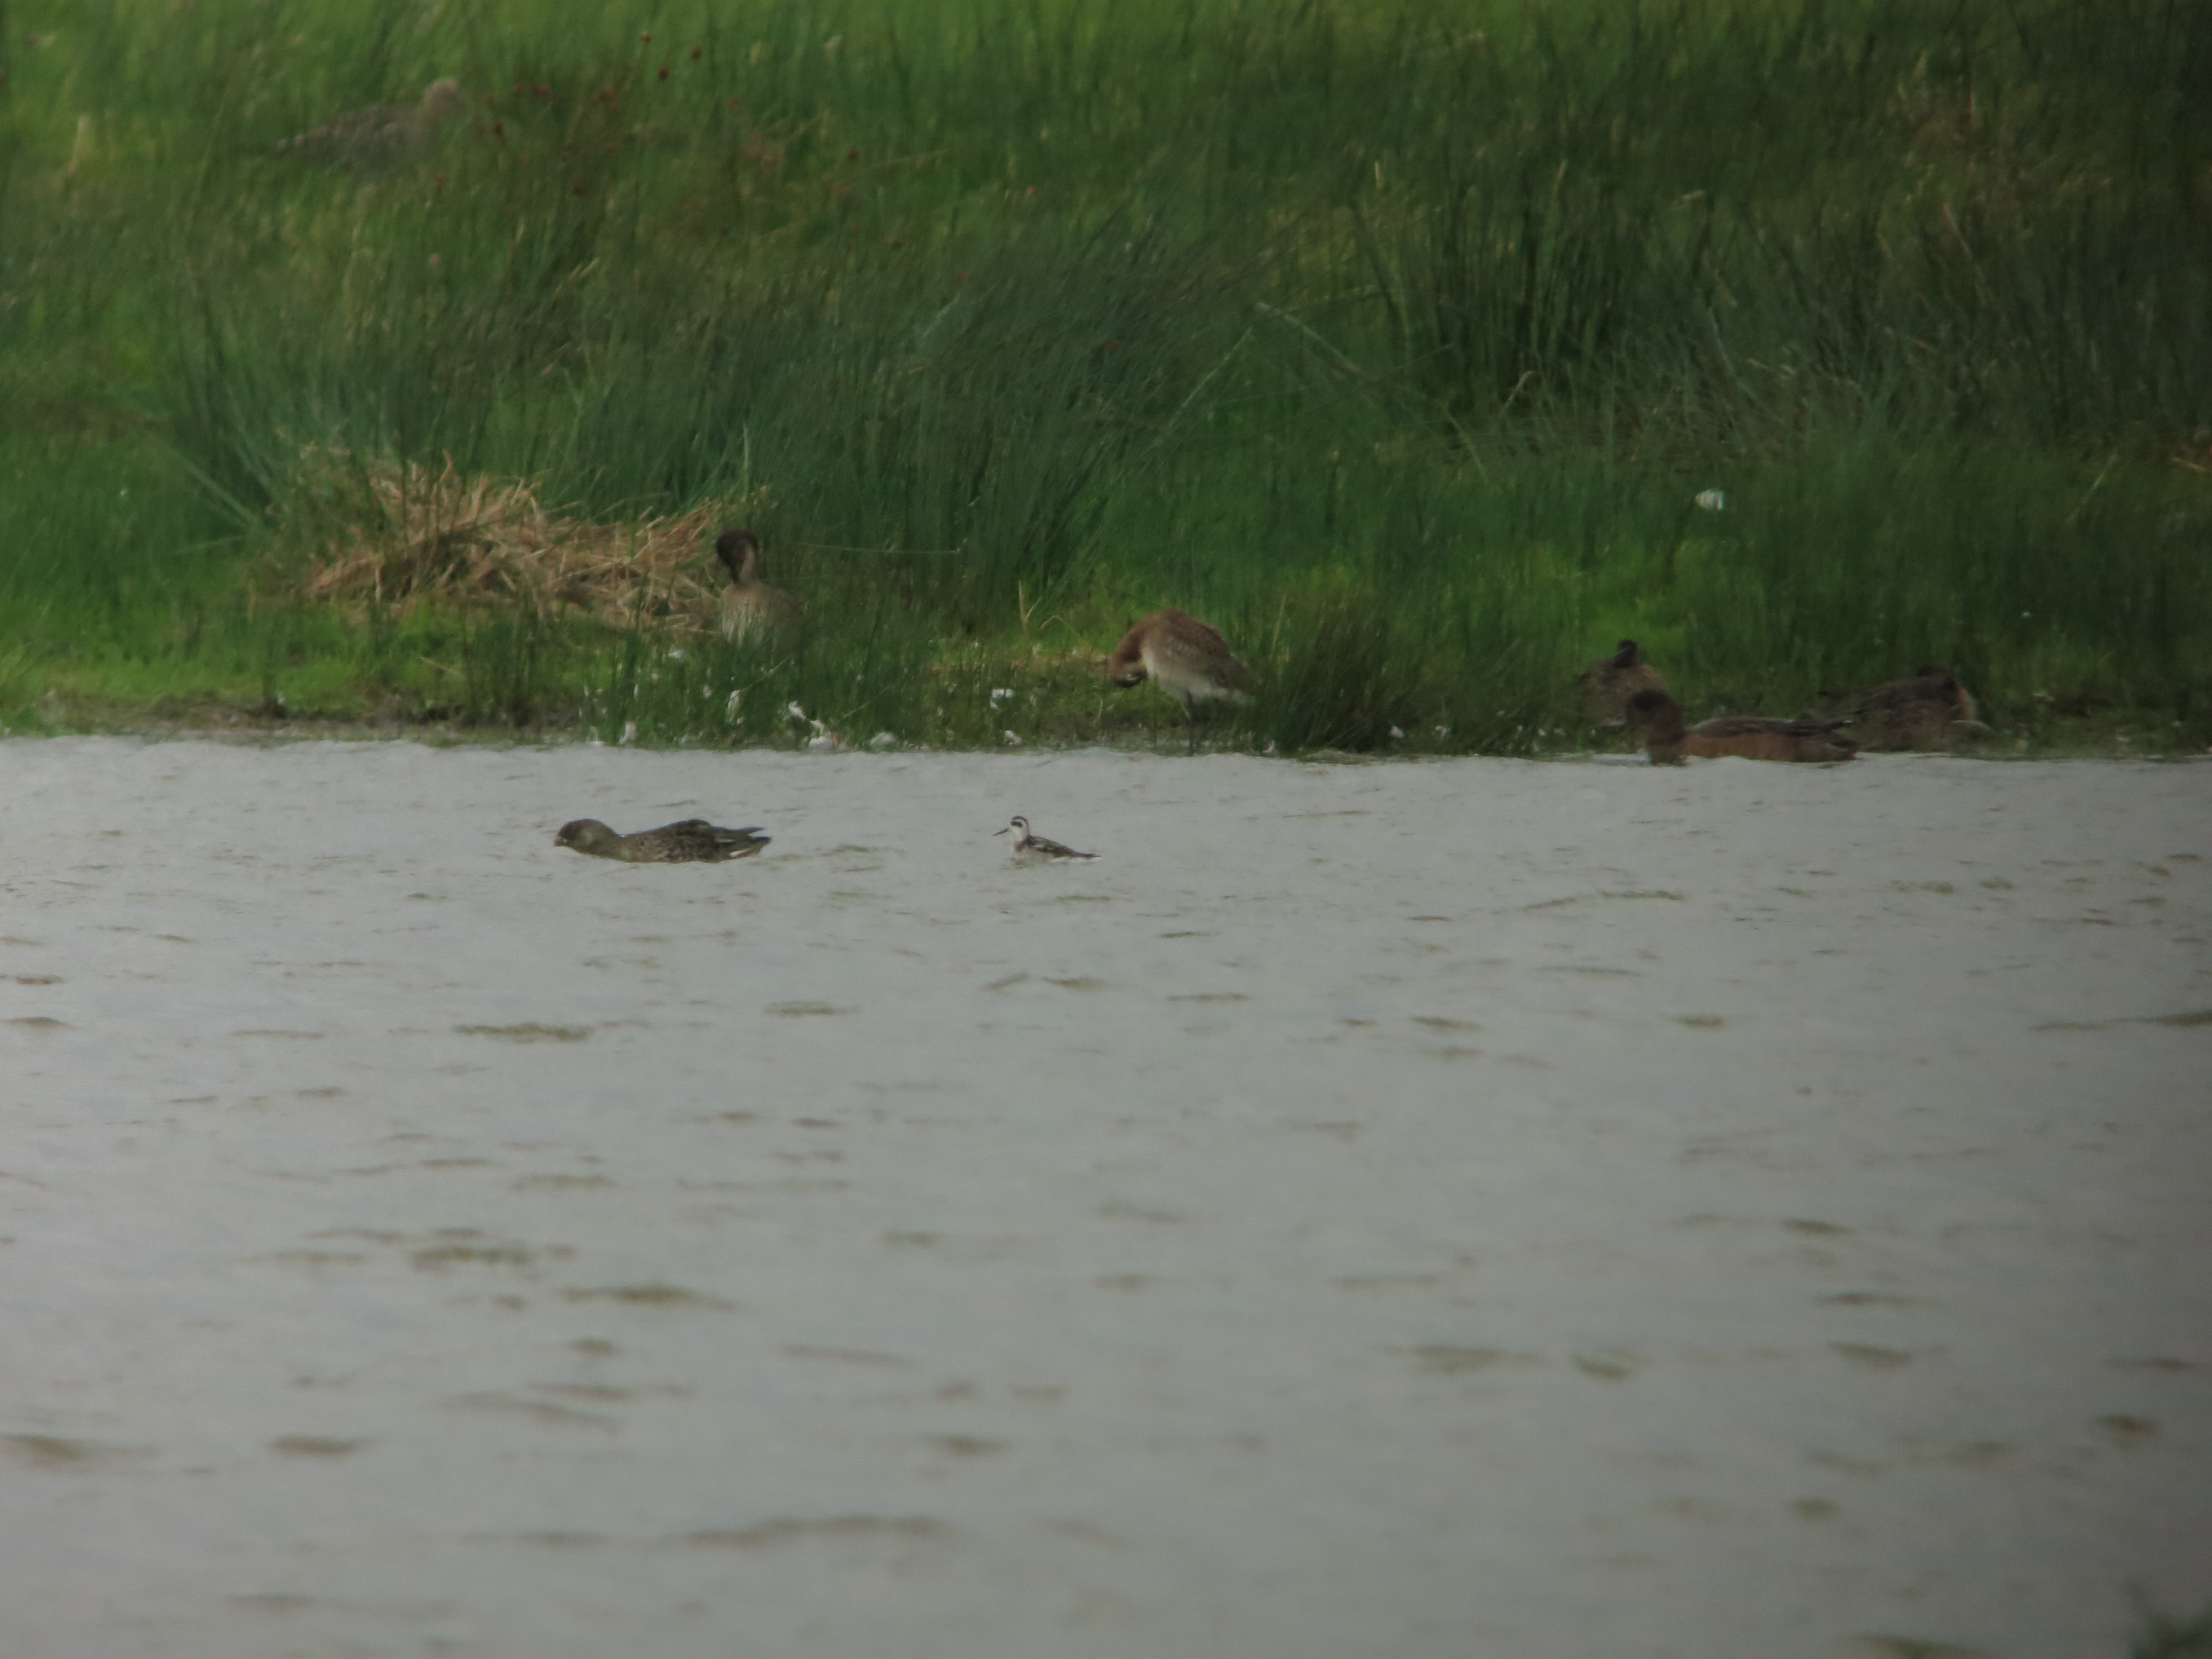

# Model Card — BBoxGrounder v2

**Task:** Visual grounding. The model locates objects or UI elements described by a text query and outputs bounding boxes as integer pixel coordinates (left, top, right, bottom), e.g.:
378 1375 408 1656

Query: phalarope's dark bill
994 816 1098 863
555 819 771 862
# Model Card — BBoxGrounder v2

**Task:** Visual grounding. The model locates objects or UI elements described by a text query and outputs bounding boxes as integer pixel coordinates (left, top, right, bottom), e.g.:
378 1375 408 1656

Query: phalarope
1621 689 1857 765
556 819 771 862
994 816 1098 863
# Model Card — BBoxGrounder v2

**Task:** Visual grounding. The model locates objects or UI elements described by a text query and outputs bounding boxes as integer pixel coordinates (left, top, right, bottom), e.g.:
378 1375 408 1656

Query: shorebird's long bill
993 826 1009 836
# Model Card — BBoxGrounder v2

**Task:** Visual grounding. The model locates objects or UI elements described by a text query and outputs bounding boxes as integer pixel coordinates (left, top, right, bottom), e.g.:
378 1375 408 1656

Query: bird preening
1105 607 1253 752
713 528 802 642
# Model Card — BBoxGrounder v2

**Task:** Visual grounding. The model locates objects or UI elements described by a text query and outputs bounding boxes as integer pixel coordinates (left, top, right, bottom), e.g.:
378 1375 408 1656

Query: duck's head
555 818 620 854
1620 687 1679 727
1612 639 1644 668
714 528 761 580
421 78 466 123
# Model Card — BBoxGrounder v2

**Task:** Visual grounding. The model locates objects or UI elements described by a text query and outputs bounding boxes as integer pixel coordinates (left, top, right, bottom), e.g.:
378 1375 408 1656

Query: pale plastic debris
1003 730 1024 748
725 689 743 718
867 731 899 751
619 721 638 747
1694 489 1726 510
1389 726 1405 740
989 687 1014 706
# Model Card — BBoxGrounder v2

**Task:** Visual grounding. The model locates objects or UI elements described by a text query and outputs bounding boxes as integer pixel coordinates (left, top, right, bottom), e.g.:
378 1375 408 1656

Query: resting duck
1809 664 1981 750
714 529 802 642
1576 639 1667 726
555 819 770 862
1621 688 1857 765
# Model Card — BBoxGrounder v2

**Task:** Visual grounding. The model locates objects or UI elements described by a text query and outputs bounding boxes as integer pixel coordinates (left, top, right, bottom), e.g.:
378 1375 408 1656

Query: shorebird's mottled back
1107 607 1252 750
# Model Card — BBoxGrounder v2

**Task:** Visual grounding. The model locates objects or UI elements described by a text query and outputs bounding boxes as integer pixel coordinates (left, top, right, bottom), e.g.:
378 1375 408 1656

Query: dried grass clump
296 455 739 630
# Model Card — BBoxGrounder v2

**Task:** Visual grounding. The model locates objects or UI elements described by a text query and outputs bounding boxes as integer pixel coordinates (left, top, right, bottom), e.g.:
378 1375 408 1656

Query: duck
1576 639 1667 726
994 816 1098 863
1808 664 1981 750
1621 688 1858 764
1105 608 1254 751
714 528 803 642
276 77 466 169
555 819 770 862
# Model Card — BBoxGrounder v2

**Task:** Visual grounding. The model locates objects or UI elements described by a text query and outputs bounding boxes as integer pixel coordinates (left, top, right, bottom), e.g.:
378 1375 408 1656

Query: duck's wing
1695 715 1851 739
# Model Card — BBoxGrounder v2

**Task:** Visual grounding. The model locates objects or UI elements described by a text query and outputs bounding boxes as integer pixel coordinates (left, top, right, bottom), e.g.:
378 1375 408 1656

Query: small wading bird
1106 608 1254 752
1576 639 1668 727
715 528 803 643
276 77 466 169
555 819 771 862
1808 664 1983 750
1620 688 1858 765
995 816 1098 863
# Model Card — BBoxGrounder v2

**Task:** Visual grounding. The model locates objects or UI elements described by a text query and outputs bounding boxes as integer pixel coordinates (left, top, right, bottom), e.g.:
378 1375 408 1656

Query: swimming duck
277 78 466 169
1808 664 1981 750
555 819 770 862
714 529 803 643
1577 639 1668 726
1621 688 1858 765
994 816 1098 863
1105 608 1253 751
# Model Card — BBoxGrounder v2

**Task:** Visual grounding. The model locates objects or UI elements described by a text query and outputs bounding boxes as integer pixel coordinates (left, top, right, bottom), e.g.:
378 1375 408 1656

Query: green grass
1 0 2207 753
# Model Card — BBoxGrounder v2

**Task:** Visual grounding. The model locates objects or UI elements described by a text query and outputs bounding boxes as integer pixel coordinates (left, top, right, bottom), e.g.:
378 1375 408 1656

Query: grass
0 0 2206 754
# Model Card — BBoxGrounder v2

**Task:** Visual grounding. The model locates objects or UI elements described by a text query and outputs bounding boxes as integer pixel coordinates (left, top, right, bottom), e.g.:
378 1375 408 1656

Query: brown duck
1809 664 1980 750
1106 608 1254 751
1577 639 1667 726
1622 688 1858 764
555 819 770 862
714 529 803 642
277 78 466 169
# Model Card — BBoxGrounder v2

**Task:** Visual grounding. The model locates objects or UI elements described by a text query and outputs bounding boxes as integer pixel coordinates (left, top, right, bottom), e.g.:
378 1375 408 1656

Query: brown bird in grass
555 819 770 862
714 528 803 643
1576 639 1668 726
1808 664 1981 750
1105 607 1254 752
1621 688 1858 765
277 77 467 169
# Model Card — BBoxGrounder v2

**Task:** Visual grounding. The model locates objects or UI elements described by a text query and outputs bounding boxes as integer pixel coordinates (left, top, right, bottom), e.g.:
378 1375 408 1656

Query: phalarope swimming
994 816 1098 863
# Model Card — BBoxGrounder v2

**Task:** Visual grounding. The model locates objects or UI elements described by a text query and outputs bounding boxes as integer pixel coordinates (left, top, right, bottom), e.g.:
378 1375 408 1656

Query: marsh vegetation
1 0 2205 752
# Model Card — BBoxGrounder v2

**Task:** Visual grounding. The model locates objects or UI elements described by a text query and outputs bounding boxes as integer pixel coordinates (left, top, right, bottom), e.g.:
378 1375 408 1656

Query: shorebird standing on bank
1577 639 1667 727
994 816 1098 863
1105 607 1254 752
555 819 771 862
1620 689 1858 765
276 78 466 169
715 528 803 643
1809 664 1982 750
